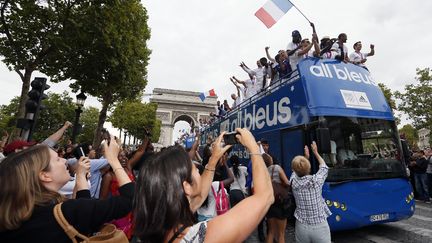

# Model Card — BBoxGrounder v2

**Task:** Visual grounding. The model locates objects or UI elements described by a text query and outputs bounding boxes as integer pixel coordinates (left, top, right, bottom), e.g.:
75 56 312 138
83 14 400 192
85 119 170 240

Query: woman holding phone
133 128 274 242
0 137 135 243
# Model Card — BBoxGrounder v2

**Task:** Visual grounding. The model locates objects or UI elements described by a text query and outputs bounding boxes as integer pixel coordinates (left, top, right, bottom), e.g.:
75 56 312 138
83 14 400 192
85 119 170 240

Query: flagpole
288 0 312 23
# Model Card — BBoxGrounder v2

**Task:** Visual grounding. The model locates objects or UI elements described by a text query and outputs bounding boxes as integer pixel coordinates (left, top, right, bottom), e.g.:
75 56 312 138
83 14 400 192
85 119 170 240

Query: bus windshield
320 117 406 182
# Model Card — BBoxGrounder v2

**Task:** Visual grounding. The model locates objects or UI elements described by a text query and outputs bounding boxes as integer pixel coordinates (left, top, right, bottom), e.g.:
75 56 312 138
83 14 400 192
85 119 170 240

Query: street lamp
71 92 87 144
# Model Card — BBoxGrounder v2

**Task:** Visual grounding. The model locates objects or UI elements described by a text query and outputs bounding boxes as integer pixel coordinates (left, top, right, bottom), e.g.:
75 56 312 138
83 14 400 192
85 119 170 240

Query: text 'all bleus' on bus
200 58 414 231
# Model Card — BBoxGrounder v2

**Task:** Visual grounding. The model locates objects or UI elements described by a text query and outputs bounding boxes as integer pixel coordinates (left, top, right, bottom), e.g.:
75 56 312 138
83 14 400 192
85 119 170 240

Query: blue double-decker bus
200 58 414 231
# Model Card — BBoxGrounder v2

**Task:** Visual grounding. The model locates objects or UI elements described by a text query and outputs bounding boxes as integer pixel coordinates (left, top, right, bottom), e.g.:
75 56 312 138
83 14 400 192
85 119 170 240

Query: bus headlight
326 200 332 207
335 215 341 222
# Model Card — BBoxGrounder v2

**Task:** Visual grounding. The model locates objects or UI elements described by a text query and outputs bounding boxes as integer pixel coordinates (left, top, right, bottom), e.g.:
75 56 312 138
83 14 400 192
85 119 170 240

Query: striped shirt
290 164 331 225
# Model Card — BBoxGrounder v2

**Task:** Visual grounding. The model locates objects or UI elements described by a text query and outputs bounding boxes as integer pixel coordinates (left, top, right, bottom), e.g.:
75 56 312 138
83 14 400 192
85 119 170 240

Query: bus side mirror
316 128 331 154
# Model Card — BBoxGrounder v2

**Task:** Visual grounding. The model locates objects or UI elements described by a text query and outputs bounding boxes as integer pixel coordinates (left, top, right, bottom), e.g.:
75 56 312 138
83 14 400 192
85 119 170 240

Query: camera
223 132 239 145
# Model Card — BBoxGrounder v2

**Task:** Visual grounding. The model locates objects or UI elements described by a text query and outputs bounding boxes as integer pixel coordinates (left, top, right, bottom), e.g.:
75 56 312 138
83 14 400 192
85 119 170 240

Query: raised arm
265 47 276 63
75 156 91 192
297 42 314 56
188 136 200 160
206 128 274 242
287 45 301 56
104 136 131 187
233 76 247 88
312 141 325 166
240 62 255 76
190 132 232 211
128 138 149 169
44 121 72 146
368 44 375 57
312 33 320 57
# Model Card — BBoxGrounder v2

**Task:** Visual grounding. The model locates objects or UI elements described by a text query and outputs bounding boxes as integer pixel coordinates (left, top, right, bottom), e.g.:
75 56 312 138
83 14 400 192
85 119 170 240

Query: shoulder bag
53 203 129 243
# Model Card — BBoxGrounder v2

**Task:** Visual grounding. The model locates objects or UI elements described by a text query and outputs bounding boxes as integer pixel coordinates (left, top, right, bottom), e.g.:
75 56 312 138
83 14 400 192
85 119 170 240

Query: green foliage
378 83 396 111
399 124 419 150
77 106 100 144
0 92 77 142
151 119 161 143
0 0 85 118
30 92 75 142
46 0 151 102
110 101 160 142
395 68 432 129
378 83 400 125
43 0 151 146
0 96 19 132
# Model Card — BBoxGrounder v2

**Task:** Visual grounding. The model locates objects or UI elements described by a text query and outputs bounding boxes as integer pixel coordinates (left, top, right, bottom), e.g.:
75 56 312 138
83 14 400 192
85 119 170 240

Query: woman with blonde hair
263 153 290 243
0 137 134 243
290 141 331 243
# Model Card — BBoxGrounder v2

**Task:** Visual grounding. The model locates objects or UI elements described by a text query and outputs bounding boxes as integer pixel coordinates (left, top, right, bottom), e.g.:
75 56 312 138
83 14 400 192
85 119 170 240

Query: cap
292 30 300 37
353 41 361 49
3 140 37 155
321 36 330 40
260 138 269 145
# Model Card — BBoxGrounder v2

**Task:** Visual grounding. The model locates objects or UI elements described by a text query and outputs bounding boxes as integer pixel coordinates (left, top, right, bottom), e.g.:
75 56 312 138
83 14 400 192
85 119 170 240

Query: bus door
281 128 305 177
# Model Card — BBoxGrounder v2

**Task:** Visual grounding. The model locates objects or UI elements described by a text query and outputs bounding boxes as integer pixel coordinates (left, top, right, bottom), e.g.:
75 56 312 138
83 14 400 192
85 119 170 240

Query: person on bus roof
349 41 375 71
331 33 349 63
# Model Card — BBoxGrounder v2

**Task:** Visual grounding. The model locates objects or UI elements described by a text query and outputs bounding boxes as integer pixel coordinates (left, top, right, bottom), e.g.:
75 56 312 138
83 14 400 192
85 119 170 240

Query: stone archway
150 88 217 147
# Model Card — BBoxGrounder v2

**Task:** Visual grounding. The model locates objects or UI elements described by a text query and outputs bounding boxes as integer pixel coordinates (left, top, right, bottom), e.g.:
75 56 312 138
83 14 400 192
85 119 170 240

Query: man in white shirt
349 41 375 71
286 30 302 71
331 33 349 62
232 76 257 100
229 78 243 109
240 58 270 92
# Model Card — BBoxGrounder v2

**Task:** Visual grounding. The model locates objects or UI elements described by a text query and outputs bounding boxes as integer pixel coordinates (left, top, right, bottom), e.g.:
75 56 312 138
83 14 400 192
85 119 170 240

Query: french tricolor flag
199 89 216 102
255 0 293 28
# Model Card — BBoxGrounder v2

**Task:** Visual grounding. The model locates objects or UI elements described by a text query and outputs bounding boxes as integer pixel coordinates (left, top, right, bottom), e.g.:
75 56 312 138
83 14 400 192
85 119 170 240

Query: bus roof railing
223 69 300 117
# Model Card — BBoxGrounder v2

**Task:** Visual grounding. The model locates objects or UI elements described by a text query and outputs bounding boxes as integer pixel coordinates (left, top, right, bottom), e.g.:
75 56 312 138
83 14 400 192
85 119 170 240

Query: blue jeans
414 173 429 201
427 173 432 198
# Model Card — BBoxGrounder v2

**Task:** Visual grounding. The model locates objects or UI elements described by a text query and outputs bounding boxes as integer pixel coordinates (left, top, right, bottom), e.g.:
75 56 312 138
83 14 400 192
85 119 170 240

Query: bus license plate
370 213 389 222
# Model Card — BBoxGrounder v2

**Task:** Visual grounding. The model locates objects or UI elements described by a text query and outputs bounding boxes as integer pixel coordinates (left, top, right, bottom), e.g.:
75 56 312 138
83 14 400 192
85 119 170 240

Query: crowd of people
0 115 336 243
407 148 432 203
202 24 375 130
0 22 401 243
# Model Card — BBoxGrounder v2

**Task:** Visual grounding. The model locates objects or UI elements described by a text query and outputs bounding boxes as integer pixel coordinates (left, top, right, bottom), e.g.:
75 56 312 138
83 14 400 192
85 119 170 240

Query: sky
1 0 432 143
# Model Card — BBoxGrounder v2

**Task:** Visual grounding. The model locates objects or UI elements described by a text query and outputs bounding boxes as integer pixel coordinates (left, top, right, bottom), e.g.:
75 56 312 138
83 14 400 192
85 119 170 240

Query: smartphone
223 132 239 145
101 128 110 145
79 147 85 158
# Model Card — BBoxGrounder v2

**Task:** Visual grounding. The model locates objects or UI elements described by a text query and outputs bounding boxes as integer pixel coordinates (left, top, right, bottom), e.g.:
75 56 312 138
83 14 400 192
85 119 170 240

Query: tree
378 83 400 125
0 96 19 133
77 106 100 145
378 83 396 111
32 91 75 142
0 92 76 142
395 68 432 129
0 0 84 119
110 101 160 144
399 124 418 150
46 0 151 148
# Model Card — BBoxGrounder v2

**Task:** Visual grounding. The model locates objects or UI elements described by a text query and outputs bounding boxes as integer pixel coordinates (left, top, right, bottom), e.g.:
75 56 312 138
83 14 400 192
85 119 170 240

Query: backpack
53 203 129 243
211 181 229 215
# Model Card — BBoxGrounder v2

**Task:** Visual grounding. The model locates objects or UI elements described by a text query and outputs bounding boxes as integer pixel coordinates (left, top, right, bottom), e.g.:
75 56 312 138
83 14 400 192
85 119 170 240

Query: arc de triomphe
150 88 217 147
